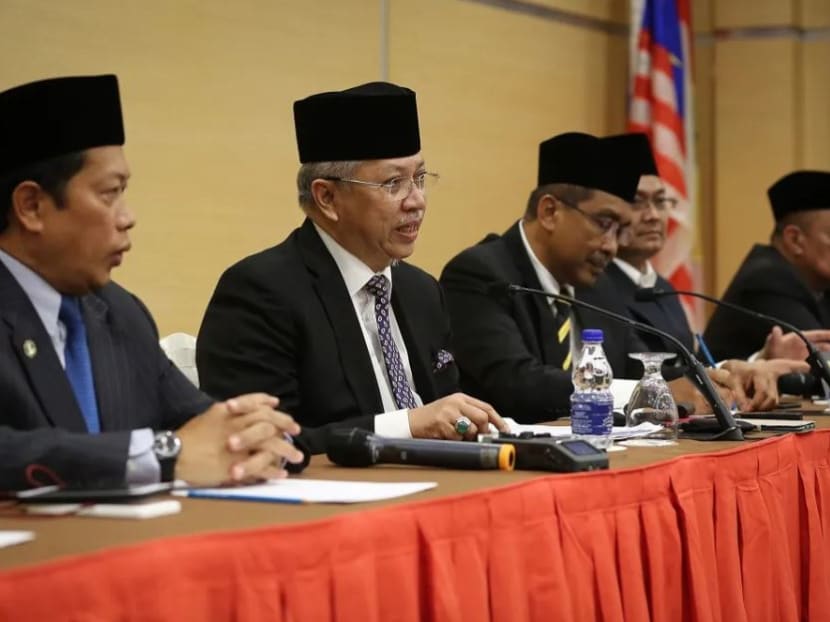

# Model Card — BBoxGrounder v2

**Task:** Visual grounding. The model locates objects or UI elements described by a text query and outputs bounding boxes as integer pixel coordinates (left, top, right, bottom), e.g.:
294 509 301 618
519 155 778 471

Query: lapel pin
23 339 37 359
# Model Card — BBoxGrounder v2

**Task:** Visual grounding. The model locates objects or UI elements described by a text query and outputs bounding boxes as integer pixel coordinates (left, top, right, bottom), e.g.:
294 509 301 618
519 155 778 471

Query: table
2 424 829 621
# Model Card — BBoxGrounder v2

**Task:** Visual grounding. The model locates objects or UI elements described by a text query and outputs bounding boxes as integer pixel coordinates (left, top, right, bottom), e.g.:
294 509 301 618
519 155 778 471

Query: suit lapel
606 263 668 331
501 223 559 363
82 292 125 431
298 220 384 415
653 276 695 351
819 293 830 326
0 261 87 431
390 268 436 403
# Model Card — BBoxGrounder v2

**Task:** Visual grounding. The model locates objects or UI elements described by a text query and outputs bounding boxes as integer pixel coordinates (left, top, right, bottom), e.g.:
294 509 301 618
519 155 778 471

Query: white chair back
160 332 199 387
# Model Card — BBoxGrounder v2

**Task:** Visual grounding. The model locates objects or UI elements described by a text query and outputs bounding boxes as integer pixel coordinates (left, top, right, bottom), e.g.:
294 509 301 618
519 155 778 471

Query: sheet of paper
174 479 437 504
0 530 34 549
610 379 639 409
503 418 662 440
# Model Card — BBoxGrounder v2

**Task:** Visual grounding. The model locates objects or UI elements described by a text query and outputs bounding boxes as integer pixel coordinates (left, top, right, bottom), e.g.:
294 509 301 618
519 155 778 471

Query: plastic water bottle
570 329 614 449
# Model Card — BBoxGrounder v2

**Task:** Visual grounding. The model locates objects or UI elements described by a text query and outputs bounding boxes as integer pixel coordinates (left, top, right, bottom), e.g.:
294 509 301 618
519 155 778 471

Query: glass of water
625 352 679 443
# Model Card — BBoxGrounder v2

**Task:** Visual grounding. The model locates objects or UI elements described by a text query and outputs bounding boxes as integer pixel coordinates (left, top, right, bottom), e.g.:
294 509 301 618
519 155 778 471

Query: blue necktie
59 296 101 433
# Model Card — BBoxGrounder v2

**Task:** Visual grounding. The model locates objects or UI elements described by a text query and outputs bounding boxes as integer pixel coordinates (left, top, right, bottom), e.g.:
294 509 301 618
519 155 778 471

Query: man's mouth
394 219 422 240
110 243 131 266
586 255 608 272
397 222 419 234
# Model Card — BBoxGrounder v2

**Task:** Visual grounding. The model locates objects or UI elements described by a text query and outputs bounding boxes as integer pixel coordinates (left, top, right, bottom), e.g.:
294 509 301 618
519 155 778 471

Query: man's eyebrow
379 160 426 176
100 172 130 184
593 207 625 218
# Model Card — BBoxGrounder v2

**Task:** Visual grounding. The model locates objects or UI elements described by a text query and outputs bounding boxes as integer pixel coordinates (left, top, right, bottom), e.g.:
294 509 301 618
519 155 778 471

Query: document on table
0 530 34 549
503 418 662 441
174 479 437 504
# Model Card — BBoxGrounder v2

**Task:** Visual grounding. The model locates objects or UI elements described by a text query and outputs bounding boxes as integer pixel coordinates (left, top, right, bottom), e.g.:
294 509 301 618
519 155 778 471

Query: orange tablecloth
2 431 830 621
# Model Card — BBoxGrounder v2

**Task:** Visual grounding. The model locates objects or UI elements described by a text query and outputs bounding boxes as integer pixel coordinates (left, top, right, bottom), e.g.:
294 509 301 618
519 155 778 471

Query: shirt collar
0 248 63 337
613 257 657 288
518 220 574 300
313 222 393 297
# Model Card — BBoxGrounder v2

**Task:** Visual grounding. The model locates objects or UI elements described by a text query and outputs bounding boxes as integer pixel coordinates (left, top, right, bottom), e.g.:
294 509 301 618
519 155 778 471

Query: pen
695 333 717 367
185 490 304 504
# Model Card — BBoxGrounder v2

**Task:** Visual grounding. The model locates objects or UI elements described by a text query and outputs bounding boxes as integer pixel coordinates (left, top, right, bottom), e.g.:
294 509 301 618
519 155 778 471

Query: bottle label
570 395 613 436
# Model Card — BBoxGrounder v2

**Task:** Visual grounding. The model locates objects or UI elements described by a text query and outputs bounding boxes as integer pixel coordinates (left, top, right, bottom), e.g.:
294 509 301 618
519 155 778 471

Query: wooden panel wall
0 0 627 334
4 1 826 332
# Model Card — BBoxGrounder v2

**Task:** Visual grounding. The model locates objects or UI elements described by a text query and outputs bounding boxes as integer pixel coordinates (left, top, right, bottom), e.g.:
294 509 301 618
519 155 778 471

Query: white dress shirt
314 224 421 438
613 258 657 288
518 220 578 352
0 249 158 483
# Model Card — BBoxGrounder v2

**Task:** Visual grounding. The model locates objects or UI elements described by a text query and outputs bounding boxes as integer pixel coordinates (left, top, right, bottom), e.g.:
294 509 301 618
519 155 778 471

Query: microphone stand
642 288 830 391
505 284 744 441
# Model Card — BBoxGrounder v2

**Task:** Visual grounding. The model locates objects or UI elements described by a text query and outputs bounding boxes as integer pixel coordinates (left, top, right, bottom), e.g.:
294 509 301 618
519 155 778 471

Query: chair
159 332 199 387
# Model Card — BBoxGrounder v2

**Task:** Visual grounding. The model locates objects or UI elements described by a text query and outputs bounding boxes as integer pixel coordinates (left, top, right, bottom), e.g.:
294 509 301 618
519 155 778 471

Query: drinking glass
625 352 679 443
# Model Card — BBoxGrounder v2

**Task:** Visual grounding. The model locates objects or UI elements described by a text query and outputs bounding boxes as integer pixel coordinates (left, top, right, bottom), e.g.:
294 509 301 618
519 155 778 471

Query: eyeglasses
632 195 678 211
325 171 440 201
553 195 630 242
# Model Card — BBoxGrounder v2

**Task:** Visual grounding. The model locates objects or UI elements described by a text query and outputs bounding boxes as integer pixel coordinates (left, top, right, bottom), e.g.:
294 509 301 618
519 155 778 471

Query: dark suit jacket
704 244 830 360
0 262 212 490
602 261 695 357
439 222 649 424
196 219 459 454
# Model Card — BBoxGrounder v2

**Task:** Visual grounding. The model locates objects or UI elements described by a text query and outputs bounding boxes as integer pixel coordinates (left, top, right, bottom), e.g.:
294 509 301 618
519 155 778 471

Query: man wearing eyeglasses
589 137 812 405
197 82 507 454
601 138 693 355
439 132 658 423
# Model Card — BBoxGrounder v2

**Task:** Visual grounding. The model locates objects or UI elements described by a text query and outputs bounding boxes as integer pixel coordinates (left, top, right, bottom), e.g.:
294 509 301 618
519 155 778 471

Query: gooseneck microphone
498 283 744 441
635 287 830 390
326 428 516 470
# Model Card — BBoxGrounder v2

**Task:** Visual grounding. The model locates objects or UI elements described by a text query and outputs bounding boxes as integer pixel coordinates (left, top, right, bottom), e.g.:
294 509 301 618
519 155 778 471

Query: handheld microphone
635 287 830 390
497 283 743 441
326 428 516 470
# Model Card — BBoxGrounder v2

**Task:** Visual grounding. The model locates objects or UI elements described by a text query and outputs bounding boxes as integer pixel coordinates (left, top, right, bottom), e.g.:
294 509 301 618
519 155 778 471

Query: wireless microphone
495 282 743 441
326 428 516 470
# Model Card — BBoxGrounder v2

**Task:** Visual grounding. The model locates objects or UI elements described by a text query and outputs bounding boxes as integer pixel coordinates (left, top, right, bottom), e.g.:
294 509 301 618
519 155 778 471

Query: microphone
635 287 830 390
777 372 818 397
498 283 744 441
326 428 516 470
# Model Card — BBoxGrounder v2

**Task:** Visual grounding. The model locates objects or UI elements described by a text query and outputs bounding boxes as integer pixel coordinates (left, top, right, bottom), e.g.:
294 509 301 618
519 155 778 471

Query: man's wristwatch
152 430 182 482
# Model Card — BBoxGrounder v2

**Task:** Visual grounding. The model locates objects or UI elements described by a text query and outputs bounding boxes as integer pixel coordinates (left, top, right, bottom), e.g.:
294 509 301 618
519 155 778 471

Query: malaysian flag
628 0 702 329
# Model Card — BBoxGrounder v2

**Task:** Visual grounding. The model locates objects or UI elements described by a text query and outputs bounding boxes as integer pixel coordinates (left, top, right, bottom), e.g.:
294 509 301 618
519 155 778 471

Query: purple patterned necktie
365 274 418 409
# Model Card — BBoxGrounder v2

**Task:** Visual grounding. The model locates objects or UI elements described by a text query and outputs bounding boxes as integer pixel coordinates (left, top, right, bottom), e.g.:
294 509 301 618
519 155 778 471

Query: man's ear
536 193 560 232
9 181 47 233
780 223 805 256
309 179 340 223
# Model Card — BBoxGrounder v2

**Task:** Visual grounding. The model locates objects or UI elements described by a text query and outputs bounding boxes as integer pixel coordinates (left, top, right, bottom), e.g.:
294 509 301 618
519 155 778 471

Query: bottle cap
581 328 603 342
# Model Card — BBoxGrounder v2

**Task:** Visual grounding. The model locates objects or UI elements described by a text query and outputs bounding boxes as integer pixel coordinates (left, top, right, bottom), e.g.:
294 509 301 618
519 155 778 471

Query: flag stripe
627 0 702 330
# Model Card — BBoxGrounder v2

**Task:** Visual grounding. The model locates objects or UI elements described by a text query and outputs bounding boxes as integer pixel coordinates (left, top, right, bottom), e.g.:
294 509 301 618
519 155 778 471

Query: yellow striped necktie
553 300 572 370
